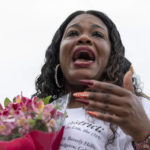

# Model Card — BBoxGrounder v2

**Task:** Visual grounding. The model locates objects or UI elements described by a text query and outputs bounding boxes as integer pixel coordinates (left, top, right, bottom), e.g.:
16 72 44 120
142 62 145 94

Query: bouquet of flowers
0 94 66 150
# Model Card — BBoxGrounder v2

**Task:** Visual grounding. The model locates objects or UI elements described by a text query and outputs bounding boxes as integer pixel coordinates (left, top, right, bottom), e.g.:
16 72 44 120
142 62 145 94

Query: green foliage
32 119 48 132
0 128 22 141
43 96 52 105
13 96 16 102
29 119 36 128
37 113 42 120
4 98 11 107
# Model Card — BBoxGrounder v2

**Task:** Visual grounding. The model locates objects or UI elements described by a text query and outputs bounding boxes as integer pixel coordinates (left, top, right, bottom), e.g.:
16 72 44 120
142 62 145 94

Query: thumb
123 66 134 93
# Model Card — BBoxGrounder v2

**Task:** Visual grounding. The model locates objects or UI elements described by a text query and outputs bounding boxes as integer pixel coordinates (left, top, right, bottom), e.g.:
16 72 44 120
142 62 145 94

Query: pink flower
12 103 19 110
42 104 55 121
16 95 22 104
0 121 16 136
0 94 65 142
20 98 33 113
32 97 44 114
49 118 57 128
3 110 9 116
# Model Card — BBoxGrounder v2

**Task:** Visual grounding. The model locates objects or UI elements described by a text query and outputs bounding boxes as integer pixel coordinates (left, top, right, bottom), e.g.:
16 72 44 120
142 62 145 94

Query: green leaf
43 96 52 105
13 96 16 102
37 113 42 120
4 97 11 107
33 119 48 132
29 119 36 127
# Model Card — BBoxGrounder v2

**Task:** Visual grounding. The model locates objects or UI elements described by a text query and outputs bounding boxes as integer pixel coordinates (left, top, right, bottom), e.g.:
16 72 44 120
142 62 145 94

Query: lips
73 47 95 61
72 47 96 67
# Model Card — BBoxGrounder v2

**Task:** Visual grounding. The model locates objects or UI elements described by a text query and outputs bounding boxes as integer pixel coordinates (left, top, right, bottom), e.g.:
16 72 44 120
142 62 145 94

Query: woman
34 10 150 150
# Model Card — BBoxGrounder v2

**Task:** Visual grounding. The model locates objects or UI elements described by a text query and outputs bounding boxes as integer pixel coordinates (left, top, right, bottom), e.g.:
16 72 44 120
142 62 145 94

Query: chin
67 72 96 84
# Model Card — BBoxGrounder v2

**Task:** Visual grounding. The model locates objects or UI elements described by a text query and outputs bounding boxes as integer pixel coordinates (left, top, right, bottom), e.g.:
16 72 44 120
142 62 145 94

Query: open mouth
72 47 95 62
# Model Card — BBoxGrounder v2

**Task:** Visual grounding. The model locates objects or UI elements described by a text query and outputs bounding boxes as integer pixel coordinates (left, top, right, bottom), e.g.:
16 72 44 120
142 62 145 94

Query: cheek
103 50 110 67
59 41 67 63
59 40 73 71
104 48 110 60
59 39 75 63
96 45 111 71
97 43 111 60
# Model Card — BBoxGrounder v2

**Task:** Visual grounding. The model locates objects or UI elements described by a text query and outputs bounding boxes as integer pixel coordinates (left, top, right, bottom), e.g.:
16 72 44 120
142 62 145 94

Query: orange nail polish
73 92 89 98
130 65 134 74
87 111 99 117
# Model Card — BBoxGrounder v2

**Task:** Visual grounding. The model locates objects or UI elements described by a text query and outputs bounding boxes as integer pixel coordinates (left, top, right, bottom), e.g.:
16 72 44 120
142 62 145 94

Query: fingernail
80 80 93 86
130 65 134 74
75 99 89 105
73 92 89 98
87 111 98 117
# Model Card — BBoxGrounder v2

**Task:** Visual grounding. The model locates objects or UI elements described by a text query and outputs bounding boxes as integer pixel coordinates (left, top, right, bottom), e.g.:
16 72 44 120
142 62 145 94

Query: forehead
66 14 108 31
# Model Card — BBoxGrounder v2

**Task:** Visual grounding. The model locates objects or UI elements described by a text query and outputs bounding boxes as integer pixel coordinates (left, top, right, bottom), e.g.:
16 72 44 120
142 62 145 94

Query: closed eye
92 31 104 39
67 30 79 37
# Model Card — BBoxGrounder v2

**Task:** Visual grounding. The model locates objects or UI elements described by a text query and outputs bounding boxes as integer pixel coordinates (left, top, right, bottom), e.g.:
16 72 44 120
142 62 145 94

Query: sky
0 0 150 104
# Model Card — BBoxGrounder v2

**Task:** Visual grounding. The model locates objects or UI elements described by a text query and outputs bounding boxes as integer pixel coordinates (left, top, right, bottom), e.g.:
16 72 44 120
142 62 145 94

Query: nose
77 34 92 45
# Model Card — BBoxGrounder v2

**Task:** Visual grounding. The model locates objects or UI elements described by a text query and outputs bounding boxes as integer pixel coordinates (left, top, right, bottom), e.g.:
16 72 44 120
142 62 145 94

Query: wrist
134 131 150 143
133 122 150 150
134 121 150 142
133 135 150 150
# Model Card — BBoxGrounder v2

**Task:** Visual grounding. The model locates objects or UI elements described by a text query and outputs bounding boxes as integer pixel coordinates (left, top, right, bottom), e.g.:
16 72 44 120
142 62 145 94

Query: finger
87 111 122 124
123 66 134 93
80 80 129 96
73 91 123 105
88 92 123 105
88 101 128 117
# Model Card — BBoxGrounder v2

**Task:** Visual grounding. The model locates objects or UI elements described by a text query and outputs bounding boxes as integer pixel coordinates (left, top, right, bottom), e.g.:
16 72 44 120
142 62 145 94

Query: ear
123 66 134 93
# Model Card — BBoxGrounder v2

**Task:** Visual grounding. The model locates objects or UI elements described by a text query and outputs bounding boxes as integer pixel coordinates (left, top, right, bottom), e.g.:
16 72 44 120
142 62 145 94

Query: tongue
74 59 93 62
74 59 94 66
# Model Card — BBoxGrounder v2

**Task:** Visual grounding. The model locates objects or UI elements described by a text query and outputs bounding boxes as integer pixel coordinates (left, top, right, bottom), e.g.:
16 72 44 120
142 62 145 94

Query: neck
64 82 88 108
65 81 88 92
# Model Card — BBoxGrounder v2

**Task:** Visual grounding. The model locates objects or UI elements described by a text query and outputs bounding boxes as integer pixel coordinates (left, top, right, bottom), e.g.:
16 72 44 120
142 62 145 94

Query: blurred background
0 0 150 103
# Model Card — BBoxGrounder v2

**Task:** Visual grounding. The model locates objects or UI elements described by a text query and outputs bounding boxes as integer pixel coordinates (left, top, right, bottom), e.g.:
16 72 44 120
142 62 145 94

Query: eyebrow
90 24 105 31
66 23 105 31
66 23 80 30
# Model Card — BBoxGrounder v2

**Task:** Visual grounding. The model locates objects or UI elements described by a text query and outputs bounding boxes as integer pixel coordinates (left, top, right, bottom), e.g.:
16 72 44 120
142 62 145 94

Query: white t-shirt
59 97 150 150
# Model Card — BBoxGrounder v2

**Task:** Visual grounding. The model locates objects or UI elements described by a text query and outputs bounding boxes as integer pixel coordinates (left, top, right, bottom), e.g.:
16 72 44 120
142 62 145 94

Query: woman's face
59 14 111 87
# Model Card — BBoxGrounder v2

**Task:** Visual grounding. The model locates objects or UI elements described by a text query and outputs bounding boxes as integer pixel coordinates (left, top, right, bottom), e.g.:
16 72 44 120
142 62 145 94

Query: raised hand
73 67 150 142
